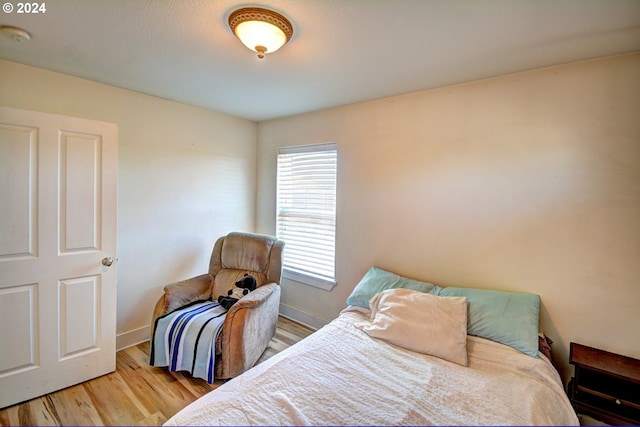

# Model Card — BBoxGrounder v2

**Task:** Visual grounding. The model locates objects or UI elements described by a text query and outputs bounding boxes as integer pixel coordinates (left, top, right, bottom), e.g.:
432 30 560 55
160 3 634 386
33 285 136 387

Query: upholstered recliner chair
151 231 284 379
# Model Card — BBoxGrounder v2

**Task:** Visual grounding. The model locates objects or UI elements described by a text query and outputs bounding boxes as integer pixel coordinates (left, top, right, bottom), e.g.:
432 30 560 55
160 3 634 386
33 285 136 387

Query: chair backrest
208 232 284 299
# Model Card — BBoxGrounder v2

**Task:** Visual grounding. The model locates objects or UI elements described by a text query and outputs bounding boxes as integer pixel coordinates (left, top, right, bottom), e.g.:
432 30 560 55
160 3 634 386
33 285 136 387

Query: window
276 143 337 290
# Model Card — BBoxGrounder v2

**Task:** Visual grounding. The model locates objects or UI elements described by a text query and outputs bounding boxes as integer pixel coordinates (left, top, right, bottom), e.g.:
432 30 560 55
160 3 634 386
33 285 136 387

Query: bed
164 267 579 426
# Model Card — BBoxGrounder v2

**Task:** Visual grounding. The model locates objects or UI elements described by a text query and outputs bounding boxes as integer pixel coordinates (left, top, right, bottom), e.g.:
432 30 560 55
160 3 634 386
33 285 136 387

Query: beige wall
257 53 640 382
0 60 258 349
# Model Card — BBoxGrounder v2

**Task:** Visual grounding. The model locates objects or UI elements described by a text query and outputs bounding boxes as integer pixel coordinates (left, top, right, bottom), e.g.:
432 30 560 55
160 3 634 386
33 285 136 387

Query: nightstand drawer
570 379 640 424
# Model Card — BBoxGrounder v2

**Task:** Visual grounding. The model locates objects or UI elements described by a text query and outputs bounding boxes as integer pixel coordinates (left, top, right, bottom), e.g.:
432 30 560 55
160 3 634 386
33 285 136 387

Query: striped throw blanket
150 301 227 383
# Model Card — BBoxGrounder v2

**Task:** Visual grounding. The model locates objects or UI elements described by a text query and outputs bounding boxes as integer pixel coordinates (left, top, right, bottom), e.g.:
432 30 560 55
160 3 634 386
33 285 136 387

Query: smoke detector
1 26 31 42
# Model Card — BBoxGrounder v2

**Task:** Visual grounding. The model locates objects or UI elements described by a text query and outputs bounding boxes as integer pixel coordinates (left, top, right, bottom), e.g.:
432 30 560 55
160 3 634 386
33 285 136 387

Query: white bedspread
165 308 579 426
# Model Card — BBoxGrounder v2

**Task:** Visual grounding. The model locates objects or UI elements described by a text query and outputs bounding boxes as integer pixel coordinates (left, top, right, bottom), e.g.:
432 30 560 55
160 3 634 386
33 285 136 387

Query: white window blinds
276 143 337 287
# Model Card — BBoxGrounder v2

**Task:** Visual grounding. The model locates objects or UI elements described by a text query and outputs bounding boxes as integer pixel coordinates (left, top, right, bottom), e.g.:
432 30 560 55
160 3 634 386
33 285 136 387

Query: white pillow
355 288 468 366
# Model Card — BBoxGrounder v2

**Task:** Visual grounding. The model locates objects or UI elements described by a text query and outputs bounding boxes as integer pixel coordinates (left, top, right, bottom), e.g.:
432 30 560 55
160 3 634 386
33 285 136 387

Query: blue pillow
438 287 540 358
346 266 441 308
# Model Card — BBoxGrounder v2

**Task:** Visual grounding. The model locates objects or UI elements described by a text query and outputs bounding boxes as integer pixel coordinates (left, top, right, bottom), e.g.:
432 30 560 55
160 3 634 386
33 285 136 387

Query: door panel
0 106 117 408
0 124 37 260
0 284 38 376
59 275 100 358
59 131 102 252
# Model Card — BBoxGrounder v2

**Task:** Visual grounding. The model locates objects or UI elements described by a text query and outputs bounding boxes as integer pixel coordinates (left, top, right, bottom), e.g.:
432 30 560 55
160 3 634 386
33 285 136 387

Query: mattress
165 307 579 426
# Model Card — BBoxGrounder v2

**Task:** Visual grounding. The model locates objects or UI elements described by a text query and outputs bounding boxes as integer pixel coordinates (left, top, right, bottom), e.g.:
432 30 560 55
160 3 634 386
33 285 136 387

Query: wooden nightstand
568 342 640 426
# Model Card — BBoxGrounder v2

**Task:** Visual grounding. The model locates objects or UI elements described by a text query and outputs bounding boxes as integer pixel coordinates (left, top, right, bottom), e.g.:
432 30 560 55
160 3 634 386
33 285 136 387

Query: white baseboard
116 325 150 351
278 304 329 330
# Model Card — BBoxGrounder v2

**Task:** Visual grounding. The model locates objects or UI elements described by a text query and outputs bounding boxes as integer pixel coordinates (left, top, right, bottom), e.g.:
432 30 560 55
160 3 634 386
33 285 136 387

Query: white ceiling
1 0 639 121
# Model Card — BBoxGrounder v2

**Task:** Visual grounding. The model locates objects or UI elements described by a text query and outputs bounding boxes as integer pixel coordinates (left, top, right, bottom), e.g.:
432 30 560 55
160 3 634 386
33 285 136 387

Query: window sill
282 268 336 291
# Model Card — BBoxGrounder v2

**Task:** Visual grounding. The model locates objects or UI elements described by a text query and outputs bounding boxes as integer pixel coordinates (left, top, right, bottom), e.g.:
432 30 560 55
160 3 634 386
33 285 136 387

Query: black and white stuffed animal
218 274 257 310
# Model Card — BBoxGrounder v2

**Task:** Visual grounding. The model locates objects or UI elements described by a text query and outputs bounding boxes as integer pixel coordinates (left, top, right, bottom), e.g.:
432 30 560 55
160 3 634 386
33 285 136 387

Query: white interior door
0 106 117 408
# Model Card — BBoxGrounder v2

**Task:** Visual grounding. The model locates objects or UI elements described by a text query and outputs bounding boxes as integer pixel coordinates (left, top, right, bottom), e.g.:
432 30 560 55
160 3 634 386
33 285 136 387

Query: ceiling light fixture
228 7 293 59
0 25 31 42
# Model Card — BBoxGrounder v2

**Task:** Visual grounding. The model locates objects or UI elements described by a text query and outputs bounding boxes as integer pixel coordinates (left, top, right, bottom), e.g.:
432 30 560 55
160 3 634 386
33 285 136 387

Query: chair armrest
216 282 281 379
150 273 212 340
228 282 279 311
162 273 213 313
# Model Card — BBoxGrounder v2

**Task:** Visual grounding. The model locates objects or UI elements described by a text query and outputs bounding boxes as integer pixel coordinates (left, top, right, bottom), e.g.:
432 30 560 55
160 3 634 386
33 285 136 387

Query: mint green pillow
438 287 540 358
346 266 441 308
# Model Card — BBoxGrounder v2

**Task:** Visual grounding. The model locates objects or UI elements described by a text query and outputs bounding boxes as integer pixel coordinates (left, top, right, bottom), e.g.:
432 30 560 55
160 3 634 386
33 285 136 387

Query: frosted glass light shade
229 7 293 59
234 20 287 56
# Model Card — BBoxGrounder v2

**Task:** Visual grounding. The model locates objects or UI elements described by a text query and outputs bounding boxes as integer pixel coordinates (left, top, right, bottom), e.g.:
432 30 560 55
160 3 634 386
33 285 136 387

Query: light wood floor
0 316 314 426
